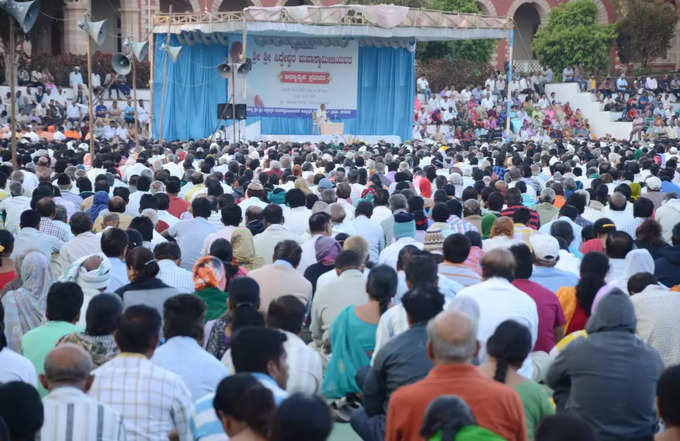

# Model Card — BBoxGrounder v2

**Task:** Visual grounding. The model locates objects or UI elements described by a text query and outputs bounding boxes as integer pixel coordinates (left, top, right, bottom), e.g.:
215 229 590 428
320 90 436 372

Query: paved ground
329 422 361 441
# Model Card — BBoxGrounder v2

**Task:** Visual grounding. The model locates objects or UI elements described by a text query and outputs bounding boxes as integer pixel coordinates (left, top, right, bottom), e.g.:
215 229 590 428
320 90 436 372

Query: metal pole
148 32 154 139
159 5 172 144
505 29 514 136
231 67 236 143
87 36 95 156
132 59 140 150
9 19 17 168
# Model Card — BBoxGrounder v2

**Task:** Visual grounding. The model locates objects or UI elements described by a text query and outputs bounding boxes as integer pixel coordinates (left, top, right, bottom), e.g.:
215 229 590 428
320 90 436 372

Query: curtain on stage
153 39 414 141
152 34 227 141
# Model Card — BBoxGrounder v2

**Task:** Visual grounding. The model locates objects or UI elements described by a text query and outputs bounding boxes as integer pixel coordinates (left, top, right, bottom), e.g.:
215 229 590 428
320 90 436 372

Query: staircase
545 83 632 140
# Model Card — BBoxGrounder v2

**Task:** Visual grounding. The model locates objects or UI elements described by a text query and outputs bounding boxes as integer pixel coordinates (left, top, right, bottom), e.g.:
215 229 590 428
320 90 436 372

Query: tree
532 0 616 77
615 0 677 68
417 0 497 63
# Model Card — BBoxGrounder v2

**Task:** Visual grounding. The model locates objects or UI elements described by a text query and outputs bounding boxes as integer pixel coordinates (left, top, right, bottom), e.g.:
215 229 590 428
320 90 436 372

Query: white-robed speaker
112 53 132 75
161 43 183 63
217 61 231 79
0 0 39 33
78 14 109 47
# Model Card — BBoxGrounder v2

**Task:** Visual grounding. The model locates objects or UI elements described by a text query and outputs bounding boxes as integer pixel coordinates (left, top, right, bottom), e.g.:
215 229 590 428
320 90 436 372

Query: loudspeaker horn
0 0 39 33
217 61 231 79
129 41 149 62
161 43 183 63
78 14 109 47
112 53 132 75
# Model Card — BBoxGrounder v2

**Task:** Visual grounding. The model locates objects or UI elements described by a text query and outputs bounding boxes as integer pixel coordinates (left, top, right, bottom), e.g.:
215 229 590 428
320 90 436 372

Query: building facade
36 0 680 71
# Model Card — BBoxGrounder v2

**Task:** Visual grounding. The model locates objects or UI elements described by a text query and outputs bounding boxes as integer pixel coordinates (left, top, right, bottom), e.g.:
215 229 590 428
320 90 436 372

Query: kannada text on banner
244 39 359 119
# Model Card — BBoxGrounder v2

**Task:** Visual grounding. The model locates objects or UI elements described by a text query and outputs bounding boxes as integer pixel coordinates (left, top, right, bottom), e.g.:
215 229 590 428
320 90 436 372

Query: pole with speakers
0 0 39 167
216 57 251 143
158 6 184 144
77 12 108 157
112 39 148 152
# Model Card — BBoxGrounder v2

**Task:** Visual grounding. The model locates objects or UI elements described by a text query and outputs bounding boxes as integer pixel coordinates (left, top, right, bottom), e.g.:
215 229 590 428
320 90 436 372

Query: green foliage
615 0 677 68
532 0 616 76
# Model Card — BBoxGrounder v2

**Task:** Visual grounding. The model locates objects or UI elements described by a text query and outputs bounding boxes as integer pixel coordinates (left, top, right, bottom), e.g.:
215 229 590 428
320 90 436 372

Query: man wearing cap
378 212 424 270
238 179 268 213
528 234 579 293
640 175 665 209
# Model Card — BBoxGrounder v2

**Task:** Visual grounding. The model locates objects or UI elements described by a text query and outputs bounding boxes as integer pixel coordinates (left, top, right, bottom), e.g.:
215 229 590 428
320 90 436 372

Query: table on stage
320 121 344 135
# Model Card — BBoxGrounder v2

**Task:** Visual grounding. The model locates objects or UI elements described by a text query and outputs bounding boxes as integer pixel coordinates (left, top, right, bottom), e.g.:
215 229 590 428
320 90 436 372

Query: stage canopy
150 5 513 142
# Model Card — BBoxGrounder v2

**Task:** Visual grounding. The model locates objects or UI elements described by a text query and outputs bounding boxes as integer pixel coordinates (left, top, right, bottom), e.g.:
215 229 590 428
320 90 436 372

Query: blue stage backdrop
153 34 414 141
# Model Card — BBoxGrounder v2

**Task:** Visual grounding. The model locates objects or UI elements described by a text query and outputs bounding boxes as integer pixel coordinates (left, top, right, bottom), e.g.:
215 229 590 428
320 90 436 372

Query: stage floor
256 134 402 144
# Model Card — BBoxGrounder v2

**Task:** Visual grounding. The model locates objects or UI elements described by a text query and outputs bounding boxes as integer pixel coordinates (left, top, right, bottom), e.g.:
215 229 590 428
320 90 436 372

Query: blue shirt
530 265 579 293
252 372 288 406
190 393 227 441
661 180 680 196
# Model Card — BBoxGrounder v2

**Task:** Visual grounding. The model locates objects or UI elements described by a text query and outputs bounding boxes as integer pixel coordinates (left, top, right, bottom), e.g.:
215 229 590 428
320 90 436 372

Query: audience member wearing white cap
528 234 579 293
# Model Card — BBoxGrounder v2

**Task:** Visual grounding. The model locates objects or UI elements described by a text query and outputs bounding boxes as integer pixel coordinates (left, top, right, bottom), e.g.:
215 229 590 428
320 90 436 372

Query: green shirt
22 321 81 396
514 380 555 441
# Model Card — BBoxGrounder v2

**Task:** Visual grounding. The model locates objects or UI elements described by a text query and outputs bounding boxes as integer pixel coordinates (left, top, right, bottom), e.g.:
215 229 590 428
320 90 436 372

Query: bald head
109 196 126 213
426 310 478 364
609 192 626 211
481 248 516 281
42 344 93 391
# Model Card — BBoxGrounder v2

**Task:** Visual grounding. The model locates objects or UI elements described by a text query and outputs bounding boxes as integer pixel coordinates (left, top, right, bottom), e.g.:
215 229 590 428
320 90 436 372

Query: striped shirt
40 386 126 441
190 393 227 441
89 353 194 441
438 262 483 287
446 215 479 234
40 217 73 242
500 205 540 230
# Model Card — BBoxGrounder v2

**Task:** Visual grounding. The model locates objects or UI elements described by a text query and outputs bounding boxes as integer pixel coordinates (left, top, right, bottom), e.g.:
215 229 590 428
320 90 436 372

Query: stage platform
256 134 401 144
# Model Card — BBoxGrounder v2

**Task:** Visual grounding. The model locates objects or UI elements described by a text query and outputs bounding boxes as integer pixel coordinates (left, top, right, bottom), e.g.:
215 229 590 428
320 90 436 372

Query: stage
150 5 512 142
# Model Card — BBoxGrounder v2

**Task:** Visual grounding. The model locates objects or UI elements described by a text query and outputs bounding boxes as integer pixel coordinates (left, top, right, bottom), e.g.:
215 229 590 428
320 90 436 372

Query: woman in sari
304 237 342 294
556 252 609 333
0 230 17 291
232 227 263 271
322 265 398 398
1 250 55 351
193 256 228 321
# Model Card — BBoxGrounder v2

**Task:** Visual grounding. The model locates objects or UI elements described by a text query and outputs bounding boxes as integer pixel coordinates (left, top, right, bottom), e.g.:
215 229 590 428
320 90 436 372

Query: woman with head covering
231 227 263 270
58 293 122 368
482 217 522 251
59 253 111 328
480 320 554 440
304 236 342 293
193 256 228 321
1 250 55 351
592 249 655 310
419 395 505 441
86 191 109 222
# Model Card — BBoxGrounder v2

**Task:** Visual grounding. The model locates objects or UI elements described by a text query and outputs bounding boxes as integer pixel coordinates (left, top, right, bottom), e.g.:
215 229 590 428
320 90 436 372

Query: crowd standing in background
2 67 680 441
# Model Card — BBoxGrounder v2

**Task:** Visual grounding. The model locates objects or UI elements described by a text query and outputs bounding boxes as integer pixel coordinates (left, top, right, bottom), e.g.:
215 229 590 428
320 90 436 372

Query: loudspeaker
217 103 246 120
0 0 39 33
237 58 252 75
217 61 231 79
112 53 132 75
126 40 149 62
78 14 109 47
161 43 183 63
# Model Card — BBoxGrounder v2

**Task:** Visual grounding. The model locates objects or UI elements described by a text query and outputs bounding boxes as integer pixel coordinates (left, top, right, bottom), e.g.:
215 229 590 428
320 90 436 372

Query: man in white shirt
457 248 539 378
237 181 268 214
310 250 369 349
55 212 102 277
267 295 323 395
11 209 64 261
283 189 311 236
254 204 302 265
378 212 423 269
165 197 219 270
101 228 130 292
154 242 194 293
69 66 84 89
89 305 194 441
353 201 385 263
201 204 242 256
127 175 151 216
40 344 126 441
152 295 229 400
0 336 37 386
0 181 31 234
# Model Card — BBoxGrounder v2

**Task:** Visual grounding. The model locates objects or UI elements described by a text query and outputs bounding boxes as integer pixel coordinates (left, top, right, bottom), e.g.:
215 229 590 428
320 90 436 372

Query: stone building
26 0 680 71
